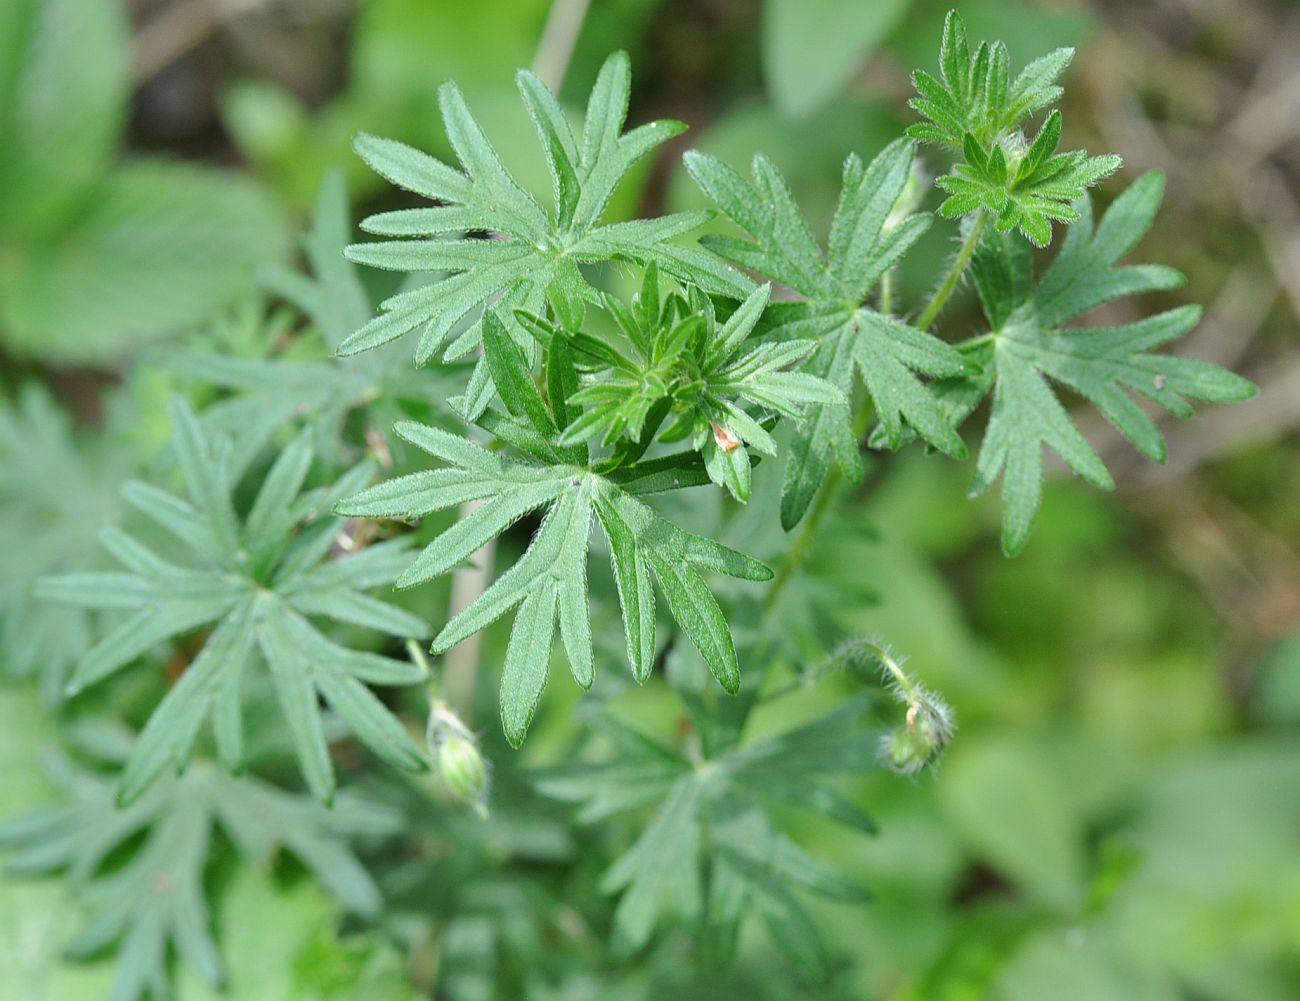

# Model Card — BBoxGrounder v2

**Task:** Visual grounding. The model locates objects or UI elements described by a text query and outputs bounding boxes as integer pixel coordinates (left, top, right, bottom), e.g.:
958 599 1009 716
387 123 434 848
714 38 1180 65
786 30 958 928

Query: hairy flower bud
427 700 490 819
811 637 956 775
881 688 955 775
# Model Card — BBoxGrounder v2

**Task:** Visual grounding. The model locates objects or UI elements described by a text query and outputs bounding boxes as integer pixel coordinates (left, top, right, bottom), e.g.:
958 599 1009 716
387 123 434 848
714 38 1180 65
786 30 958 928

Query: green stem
915 209 988 332
763 467 840 611
866 641 914 700
758 636 912 706
763 403 875 611
879 268 894 316
764 209 986 622
407 640 437 699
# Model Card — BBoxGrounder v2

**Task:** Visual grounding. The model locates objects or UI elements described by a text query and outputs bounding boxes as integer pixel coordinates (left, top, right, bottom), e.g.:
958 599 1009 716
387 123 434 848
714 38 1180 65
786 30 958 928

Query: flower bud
438 732 489 818
427 700 490 819
882 160 928 234
710 421 741 453
881 688 954 775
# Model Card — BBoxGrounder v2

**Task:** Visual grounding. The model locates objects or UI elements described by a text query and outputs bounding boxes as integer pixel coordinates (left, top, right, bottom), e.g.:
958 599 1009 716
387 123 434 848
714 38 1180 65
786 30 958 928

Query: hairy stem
915 208 988 331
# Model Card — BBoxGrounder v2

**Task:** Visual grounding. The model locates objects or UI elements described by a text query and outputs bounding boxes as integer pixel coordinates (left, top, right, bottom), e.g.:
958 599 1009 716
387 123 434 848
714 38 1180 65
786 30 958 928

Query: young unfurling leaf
907 10 1074 150
537 270 844 502
909 11 1118 245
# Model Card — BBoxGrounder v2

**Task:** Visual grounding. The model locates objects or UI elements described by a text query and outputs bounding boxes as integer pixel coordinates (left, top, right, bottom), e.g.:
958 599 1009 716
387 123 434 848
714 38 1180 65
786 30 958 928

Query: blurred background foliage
1 0 1298 999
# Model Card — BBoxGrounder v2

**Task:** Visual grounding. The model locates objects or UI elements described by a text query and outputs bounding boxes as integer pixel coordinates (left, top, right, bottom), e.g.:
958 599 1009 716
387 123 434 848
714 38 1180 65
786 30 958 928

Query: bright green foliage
685 139 967 528
0 385 134 701
533 267 844 502
908 11 1118 245
339 50 751 403
0 10 1267 995
336 416 772 746
949 172 1256 553
0 745 398 1001
907 11 1073 149
936 111 1121 246
37 398 429 803
538 700 877 966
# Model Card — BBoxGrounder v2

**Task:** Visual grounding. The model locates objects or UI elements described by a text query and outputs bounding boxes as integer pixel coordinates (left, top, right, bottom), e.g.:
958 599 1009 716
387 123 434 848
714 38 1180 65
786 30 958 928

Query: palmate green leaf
337 420 772 746
935 172 1256 554
685 138 967 528
36 398 429 803
0 753 398 1001
0 0 127 240
340 51 752 396
536 697 877 959
601 775 703 947
0 161 290 363
710 806 871 970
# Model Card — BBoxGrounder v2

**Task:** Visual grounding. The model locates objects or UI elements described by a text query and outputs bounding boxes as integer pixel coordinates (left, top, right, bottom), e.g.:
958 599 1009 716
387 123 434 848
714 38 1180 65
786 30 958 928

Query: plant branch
440 0 592 719
763 404 875 611
915 208 988 331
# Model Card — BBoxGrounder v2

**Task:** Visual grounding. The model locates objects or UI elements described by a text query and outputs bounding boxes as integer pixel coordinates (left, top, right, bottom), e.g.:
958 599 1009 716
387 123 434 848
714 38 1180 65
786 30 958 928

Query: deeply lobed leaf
686 139 965 527
341 50 752 416
37 398 429 802
337 418 773 746
949 173 1256 553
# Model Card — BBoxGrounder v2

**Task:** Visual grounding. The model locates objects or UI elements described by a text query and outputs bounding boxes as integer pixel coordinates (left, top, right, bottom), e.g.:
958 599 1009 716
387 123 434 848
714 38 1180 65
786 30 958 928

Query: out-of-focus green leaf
1254 631 1300 725
0 743 400 1001
0 0 127 239
994 932 1179 1001
0 385 134 702
37 399 427 802
762 0 910 118
0 689 115 1001
0 162 289 362
939 735 1086 911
